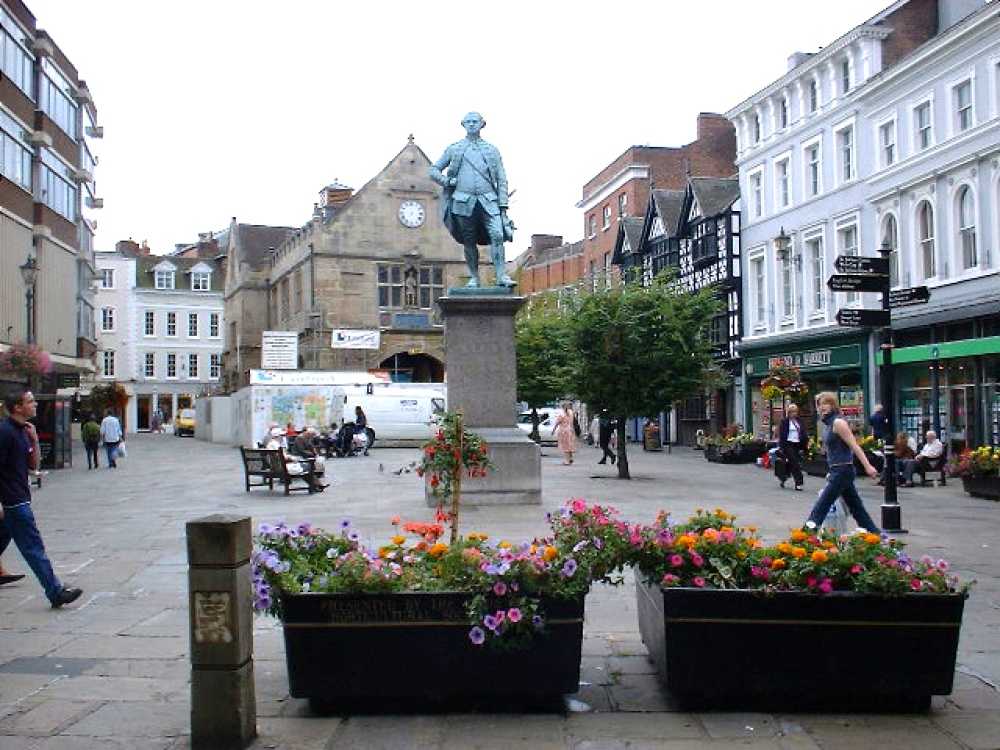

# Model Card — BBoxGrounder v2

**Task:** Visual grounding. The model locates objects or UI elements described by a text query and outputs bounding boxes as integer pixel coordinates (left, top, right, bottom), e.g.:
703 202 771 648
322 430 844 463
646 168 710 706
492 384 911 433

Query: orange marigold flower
391 535 406 546
543 545 559 562
677 534 697 548
390 516 400 526
428 542 449 558
777 542 794 555
810 550 829 564
791 529 807 542
771 558 787 570
791 547 807 559
863 533 881 545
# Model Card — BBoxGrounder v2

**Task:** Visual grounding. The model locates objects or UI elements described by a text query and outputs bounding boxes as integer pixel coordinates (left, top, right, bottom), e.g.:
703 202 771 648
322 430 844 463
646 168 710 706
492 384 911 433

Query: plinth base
425 428 541 506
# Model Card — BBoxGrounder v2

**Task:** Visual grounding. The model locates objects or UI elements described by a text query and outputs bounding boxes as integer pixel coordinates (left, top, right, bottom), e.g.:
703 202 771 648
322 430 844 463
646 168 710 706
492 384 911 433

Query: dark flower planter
960 475 1000 501
704 441 768 464
279 590 586 714
801 457 828 477
635 576 965 712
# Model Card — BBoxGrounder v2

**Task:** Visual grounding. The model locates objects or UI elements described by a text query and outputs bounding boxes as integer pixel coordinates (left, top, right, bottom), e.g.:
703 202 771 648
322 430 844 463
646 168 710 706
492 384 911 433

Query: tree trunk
616 415 630 479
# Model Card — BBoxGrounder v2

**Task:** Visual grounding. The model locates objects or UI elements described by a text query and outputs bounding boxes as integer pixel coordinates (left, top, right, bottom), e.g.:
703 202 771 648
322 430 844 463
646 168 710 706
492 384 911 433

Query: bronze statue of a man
430 112 516 288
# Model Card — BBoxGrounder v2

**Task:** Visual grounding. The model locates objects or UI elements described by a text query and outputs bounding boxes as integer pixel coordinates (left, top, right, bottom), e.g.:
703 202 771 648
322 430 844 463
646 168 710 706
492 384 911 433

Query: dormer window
191 271 211 290
155 269 175 289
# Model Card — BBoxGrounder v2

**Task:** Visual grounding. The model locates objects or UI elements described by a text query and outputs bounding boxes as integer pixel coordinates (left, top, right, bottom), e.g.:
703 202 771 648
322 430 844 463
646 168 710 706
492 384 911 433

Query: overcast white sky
29 0 891 258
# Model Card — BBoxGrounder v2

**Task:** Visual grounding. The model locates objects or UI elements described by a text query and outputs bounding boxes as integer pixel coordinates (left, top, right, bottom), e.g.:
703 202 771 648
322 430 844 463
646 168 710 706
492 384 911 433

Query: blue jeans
0 503 63 602
104 441 120 467
806 465 880 533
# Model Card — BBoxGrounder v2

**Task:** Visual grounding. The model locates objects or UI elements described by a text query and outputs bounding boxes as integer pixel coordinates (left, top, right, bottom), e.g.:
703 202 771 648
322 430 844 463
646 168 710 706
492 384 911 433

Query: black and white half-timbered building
614 177 741 446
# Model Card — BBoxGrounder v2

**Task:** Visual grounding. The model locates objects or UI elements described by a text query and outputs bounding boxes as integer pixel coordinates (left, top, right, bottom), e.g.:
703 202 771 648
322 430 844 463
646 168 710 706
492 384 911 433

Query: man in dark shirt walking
0 388 82 608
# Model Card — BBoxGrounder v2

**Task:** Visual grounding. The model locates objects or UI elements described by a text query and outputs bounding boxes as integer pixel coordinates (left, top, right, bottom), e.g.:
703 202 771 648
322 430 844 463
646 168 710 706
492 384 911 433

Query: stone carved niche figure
429 111 516 288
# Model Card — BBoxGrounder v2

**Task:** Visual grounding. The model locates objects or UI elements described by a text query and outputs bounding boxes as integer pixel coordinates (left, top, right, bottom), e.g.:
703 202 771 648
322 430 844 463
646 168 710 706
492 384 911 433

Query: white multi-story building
93 241 225 432
727 0 999 449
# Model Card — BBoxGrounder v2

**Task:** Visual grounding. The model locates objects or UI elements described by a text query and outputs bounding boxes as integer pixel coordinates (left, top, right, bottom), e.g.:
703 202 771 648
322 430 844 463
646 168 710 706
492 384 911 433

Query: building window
209 313 220 338
751 113 761 144
780 257 794 320
144 352 155 378
953 79 973 133
377 263 444 309
778 98 789 130
837 223 859 303
0 109 32 190
883 214 900 287
191 270 210 291
39 60 76 137
751 256 766 329
617 194 627 217
806 235 825 313
808 79 819 113
166 353 177 378
188 354 199 379
917 201 936 278
0 24 33 95
749 170 763 218
102 350 115 378
188 313 199 337
914 101 933 151
588 215 597 238
879 120 896 167
39 151 76 221
957 186 977 269
836 124 855 183
840 59 851 94
804 142 821 197
144 310 155 336
210 353 221 379
775 158 790 208
100 268 114 288
166 312 177 337
155 269 175 290
602 205 611 229
100 307 114 332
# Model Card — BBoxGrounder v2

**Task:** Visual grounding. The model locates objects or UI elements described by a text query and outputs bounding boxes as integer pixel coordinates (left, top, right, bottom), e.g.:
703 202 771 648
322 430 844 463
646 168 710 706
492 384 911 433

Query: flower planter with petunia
252 496 635 714
948 446 1000 500
629 509 970 712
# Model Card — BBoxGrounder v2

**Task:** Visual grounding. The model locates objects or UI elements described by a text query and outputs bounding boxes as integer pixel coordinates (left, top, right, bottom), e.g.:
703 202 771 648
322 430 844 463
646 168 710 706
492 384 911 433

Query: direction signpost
826 274 888 293
834 255 890 276
889 286 931 308
835 308 891 328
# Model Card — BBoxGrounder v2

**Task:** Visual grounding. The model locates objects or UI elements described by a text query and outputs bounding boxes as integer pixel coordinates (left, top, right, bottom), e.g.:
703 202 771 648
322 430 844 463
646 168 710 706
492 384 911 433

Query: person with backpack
81 414 101 469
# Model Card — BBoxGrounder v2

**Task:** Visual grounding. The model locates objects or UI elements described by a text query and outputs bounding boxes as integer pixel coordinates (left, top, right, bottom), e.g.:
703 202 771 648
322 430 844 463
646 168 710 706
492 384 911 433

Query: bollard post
187 514 256 749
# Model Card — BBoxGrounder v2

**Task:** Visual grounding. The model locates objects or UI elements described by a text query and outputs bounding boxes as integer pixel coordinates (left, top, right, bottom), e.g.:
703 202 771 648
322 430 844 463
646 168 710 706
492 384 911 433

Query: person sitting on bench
901 430 944 487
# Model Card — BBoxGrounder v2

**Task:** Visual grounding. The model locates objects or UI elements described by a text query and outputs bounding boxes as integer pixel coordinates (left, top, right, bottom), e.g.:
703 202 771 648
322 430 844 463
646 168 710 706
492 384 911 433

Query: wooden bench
917 444 948 486
240 447 316 495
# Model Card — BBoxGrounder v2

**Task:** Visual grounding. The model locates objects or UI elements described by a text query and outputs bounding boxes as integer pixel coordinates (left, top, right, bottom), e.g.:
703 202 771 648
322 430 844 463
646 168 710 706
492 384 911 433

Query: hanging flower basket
0 344 52 384
759 363 809 404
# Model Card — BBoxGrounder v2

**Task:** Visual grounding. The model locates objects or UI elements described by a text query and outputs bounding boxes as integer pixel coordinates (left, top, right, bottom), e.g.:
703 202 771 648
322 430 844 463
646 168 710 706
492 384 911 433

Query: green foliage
570 273 720 421
515 293 577 407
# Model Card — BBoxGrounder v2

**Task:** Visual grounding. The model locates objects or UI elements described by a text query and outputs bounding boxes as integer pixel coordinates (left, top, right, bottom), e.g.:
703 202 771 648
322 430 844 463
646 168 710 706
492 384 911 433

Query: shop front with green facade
742 334 872 443
879 336 1000 452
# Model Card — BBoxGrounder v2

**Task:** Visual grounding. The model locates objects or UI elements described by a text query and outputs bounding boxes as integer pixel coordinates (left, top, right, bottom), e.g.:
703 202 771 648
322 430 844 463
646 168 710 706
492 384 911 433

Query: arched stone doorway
379 352 443 383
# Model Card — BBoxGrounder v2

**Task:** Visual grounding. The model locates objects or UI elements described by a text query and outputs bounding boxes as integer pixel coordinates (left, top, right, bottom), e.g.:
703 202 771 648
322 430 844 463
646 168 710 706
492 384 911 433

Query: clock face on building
398 200 425 228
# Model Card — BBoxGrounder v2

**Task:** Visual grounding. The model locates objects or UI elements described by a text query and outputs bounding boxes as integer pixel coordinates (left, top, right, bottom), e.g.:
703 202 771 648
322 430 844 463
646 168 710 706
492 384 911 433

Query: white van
343 388 446 447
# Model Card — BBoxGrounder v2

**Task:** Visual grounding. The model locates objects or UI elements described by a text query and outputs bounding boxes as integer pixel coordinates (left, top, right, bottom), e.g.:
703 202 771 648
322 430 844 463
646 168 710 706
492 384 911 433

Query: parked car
175 408 196 437
516 410 556 444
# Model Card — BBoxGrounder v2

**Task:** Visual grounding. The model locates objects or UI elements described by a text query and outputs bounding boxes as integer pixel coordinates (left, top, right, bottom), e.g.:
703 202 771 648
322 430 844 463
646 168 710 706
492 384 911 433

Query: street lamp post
19 255 38 345
878 239 906 533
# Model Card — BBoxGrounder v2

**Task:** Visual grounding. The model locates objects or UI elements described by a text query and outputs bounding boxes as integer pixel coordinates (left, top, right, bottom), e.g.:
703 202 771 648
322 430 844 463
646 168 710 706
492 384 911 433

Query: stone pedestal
434 292 540 505
187 514 256 749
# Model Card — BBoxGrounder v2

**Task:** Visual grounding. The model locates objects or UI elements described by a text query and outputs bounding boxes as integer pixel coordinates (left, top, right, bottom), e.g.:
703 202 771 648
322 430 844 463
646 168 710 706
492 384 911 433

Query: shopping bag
116 442 127 459
823 498 850 535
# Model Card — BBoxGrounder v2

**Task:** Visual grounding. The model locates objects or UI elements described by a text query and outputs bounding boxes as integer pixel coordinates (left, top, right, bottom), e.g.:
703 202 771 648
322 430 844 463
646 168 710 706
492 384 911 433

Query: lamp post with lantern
19 255 38 345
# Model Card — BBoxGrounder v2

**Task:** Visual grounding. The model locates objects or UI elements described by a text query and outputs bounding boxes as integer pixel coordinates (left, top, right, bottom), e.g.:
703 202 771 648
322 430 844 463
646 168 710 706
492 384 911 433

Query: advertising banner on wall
330 329 380 349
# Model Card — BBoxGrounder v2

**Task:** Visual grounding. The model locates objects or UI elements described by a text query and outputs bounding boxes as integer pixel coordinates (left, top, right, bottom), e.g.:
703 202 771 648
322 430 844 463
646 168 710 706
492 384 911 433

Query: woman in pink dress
552 401 579 465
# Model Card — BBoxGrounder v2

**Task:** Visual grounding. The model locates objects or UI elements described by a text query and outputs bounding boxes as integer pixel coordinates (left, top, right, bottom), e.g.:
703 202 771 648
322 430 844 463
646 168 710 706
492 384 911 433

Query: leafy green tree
570 273 720 478
515 293 576 441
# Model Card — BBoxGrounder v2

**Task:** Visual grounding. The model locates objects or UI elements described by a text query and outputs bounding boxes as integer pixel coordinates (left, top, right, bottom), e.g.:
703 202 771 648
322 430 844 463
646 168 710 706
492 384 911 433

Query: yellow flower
791 547 807 559
428 542 449 558
543 545 559 562
811 550 829 564
791 529 807 542
392 535 406 546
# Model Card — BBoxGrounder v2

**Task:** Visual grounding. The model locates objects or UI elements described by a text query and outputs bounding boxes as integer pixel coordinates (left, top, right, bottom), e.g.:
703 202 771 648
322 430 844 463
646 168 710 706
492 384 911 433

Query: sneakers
50 587 83 609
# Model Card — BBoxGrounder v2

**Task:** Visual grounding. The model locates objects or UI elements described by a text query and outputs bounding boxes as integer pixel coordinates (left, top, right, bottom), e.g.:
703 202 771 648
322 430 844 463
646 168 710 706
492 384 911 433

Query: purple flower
561 558 579 578
468 627 486 645
483 614 498 631
493 582 507 596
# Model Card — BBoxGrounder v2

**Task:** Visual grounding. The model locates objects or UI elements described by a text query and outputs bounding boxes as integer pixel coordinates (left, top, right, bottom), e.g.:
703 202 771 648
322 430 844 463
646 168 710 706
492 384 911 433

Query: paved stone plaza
0 434 997 749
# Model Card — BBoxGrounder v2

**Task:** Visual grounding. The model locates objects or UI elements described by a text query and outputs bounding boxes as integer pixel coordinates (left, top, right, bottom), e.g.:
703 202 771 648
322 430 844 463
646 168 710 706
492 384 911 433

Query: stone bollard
187 514 256 749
